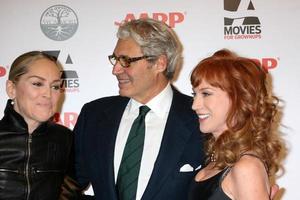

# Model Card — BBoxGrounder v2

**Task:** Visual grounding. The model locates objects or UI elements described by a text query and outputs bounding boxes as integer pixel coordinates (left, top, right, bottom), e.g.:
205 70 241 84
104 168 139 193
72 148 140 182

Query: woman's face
6 58 61 132
192 80 231 139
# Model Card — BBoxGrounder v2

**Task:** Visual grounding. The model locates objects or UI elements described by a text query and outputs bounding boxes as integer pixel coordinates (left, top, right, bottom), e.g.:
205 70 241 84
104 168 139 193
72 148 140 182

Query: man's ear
154 55 167 73
6 80 16 99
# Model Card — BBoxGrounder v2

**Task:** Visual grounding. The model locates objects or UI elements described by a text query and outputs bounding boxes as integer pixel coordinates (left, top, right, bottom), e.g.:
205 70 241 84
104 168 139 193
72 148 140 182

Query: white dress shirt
114 83 173 200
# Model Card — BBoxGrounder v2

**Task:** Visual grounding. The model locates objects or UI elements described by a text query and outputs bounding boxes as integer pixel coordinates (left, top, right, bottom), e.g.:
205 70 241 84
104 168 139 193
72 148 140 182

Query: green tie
117 106 151 200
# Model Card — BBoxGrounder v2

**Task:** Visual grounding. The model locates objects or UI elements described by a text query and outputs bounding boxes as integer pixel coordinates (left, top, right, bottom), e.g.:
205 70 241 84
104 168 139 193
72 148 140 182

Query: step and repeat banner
1 0 299 199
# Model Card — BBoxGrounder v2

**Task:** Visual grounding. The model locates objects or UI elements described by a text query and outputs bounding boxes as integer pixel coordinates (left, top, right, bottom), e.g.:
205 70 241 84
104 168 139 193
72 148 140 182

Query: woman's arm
224 155 270 200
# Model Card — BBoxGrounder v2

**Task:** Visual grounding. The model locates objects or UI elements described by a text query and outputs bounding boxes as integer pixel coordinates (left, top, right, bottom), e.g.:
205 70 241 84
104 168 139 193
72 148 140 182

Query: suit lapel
142 89 195 199
92 97 129 199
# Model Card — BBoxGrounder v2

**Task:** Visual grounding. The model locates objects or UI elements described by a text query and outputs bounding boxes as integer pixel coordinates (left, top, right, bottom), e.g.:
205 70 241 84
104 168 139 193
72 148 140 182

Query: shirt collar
128 83 173 118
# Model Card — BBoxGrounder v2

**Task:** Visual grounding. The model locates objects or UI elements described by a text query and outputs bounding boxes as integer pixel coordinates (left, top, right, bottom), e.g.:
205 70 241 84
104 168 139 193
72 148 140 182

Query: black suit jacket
74 88 206 200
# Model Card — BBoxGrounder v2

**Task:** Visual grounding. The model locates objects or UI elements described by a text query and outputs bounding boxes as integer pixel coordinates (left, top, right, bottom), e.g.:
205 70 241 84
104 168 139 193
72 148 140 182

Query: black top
0 99 74 199
188 168 232 200
188 153 267 200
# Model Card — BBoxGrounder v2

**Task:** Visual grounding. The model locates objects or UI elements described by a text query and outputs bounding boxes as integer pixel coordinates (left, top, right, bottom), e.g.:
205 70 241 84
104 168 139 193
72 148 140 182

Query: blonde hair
9 51 58 82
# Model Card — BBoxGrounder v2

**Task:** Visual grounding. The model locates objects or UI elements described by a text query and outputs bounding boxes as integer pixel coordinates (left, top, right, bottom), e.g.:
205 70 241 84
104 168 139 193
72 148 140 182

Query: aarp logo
115 12 186 28
0 65 8 78
54 112 78 129
252 57 280 72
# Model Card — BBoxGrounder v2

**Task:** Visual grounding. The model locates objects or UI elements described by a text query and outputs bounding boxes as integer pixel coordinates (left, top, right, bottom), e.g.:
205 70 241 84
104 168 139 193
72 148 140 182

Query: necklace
210 152 216 162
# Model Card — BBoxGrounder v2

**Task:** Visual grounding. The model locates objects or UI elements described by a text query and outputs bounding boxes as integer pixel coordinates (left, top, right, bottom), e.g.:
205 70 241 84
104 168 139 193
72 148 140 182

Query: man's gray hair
117 18 183 80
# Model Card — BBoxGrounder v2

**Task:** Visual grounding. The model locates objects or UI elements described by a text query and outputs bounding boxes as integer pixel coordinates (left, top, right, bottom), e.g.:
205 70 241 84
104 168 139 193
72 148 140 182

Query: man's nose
112 61 124 75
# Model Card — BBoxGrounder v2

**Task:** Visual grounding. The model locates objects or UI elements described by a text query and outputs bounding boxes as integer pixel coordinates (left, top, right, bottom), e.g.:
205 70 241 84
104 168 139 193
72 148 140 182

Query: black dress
188 168 232 200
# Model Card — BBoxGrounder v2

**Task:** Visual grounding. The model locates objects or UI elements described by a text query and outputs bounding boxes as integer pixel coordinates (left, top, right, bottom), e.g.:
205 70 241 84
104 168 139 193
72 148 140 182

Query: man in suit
73 18 206 200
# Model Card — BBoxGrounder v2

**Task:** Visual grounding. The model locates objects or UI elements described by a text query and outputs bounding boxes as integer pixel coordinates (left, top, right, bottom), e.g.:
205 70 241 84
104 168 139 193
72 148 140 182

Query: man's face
112 38 163 103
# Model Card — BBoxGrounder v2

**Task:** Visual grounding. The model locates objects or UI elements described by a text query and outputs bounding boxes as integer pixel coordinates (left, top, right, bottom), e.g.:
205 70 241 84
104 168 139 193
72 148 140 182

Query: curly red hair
191 49 283 176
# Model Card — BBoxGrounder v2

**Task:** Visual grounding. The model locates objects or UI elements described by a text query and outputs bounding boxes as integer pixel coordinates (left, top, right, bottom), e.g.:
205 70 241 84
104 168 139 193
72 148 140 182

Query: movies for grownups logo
61 70 80 93
43 50 80 93
40 5 79 41
224 0 261 40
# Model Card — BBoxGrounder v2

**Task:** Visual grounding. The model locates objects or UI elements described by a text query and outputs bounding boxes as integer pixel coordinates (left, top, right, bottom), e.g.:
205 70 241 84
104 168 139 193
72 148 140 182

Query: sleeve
59 134 83 200
73 104 91 188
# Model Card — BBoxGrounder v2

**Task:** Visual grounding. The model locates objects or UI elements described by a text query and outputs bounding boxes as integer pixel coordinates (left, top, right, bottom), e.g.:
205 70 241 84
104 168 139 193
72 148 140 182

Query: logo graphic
61 70 80 92
54 112 78 129
40 5 79 41
43 50 60 60
224 0 261 40
0 65 7 78
115 12 185 28
252 57 279 72
42 50 80 92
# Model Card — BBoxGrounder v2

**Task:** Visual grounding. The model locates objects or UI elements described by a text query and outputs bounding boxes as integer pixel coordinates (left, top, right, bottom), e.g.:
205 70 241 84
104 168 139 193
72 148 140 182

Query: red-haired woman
188 49 284 200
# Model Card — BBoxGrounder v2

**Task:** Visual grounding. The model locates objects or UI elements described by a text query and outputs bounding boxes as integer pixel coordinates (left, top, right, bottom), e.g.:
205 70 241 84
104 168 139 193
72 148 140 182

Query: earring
11 99 15 105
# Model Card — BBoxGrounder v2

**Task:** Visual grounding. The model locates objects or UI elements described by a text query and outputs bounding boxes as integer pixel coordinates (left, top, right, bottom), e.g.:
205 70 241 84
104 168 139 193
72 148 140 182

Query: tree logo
40 5 79 41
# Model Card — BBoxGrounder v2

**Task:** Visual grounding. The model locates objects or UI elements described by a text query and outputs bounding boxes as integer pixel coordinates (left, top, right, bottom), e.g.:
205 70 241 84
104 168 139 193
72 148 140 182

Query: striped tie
117 106 150 200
